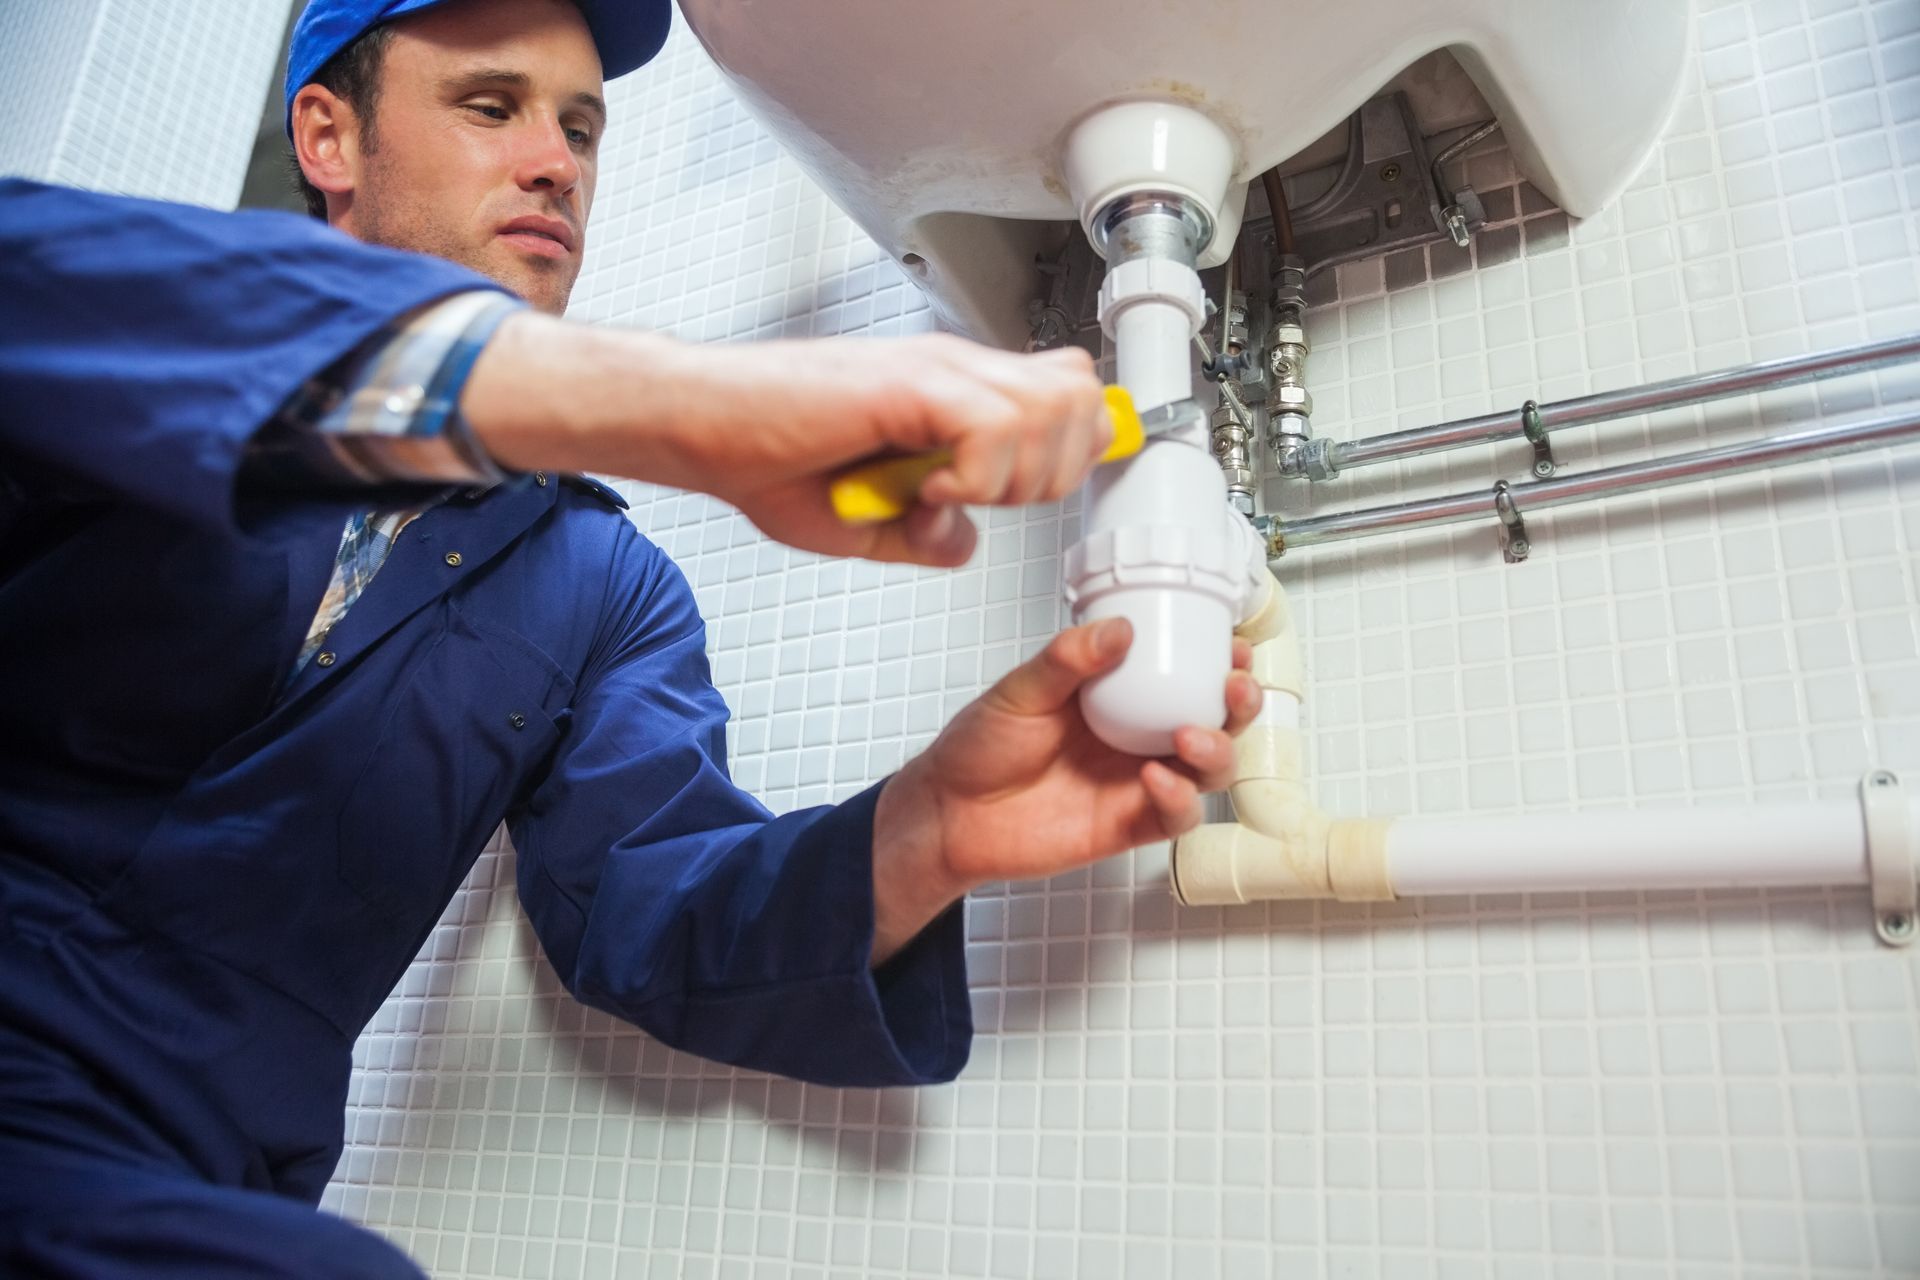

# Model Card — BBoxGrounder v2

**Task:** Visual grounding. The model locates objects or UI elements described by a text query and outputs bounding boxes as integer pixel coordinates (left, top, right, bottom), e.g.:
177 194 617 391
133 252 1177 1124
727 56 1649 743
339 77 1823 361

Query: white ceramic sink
679 0 1692 345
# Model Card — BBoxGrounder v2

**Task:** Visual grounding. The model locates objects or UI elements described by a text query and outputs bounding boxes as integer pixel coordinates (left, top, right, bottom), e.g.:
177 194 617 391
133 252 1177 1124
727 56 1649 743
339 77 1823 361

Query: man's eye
566 128 593 146
468 104 510 121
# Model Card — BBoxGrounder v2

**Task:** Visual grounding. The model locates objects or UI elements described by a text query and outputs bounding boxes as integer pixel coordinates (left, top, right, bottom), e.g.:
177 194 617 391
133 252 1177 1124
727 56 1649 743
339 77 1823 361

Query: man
0 0 1259 1274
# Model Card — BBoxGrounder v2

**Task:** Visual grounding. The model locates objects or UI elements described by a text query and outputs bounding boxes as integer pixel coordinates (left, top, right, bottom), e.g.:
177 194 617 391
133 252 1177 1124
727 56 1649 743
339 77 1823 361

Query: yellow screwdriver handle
830 385 1145 525
1102 383 1145 459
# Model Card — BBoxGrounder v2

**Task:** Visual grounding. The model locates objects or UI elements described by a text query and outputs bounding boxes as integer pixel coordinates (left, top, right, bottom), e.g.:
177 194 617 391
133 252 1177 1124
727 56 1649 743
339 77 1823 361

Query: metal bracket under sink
1277 92 1487 277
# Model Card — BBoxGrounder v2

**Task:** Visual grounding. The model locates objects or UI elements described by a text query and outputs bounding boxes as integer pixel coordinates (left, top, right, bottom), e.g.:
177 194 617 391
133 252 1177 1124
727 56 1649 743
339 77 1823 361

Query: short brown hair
288 24 397 220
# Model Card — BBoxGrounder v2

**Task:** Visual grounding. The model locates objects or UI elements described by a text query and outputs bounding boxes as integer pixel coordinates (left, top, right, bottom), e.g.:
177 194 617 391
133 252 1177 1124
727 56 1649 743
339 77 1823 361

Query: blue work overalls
0 180 967 1276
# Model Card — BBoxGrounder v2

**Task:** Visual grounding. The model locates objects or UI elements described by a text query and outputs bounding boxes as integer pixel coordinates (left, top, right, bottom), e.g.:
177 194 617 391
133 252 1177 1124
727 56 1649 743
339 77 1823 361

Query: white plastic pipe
1112 302 1199 410
1172 572 1920 932
1385 802 1901 896
1061 101 1269 757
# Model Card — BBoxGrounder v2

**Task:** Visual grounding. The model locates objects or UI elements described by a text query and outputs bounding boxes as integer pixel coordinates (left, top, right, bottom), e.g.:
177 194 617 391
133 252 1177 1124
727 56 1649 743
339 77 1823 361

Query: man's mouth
498 216 577 258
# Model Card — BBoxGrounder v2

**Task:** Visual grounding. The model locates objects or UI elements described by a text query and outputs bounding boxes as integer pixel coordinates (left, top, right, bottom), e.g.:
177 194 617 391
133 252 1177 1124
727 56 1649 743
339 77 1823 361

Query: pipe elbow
1173 566 1402 906
1177 721 1399 905
1171 822 1328 906
1230 778 1309 845
1171 812 1398 906
1230 725 1305 837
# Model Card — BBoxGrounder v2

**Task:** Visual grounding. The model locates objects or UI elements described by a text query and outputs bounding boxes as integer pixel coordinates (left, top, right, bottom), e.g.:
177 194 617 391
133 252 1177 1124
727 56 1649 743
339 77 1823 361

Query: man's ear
290 83 362 202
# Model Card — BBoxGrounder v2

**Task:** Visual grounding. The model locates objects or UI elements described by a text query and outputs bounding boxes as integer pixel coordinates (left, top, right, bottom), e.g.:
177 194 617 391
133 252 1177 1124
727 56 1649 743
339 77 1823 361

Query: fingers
1222 670 1262 736
1135 720 1243 843
1170 725 1238 793
745 481 978 568
987 617 1132 716
914 341 1106 510
1047 378 1110 502
1140 760 1205 838
1148 669 1260 809
1232 637 1253 671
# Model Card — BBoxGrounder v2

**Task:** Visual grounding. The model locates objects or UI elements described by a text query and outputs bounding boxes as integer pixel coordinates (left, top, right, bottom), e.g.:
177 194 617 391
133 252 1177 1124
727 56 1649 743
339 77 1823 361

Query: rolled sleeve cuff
249 290 525 488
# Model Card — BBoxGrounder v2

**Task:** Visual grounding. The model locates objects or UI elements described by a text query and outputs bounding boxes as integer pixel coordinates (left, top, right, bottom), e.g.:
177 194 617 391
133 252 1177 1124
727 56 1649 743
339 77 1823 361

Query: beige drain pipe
1170 574 1920 949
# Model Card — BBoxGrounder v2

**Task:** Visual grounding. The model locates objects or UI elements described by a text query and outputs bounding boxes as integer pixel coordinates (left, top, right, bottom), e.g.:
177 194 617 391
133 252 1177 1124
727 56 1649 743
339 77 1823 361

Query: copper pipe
1261 168 1295 257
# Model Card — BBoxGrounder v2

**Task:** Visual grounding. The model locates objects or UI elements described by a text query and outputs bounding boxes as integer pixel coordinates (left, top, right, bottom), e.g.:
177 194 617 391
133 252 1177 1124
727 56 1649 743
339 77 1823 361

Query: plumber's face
334 0 605 315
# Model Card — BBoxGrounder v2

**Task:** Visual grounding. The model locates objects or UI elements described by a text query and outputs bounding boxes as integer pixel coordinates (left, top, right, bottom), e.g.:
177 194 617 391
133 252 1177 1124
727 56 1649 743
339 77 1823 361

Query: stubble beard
353 154 578 315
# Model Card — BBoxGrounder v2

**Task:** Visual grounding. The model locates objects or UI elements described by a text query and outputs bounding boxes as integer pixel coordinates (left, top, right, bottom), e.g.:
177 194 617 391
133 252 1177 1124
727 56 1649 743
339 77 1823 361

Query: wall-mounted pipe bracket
1521 399 1556 478
1493 481 1530 563
1863 770 1916 947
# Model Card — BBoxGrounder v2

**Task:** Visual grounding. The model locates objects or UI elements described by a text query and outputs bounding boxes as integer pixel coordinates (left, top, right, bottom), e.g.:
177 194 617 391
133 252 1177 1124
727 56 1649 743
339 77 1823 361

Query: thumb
987 618 1132 716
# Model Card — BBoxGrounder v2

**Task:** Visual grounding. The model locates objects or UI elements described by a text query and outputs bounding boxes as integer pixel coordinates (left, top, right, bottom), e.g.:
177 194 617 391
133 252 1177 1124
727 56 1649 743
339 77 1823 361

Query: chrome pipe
1268 404 1920 555
1091 193 1210 268
1300 331 1920 477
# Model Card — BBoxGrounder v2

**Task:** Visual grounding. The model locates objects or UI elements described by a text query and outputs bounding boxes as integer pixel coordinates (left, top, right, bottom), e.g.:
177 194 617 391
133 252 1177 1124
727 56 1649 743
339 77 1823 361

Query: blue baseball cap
285 0 671 135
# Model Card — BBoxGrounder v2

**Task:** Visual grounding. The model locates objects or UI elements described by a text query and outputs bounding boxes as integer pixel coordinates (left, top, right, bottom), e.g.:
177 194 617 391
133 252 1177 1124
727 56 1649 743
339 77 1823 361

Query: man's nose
516 118 582 195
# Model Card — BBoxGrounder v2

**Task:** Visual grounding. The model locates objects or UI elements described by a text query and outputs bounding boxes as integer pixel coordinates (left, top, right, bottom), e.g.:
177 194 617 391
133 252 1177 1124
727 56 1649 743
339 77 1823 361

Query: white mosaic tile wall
0 0 291 207
327 3 1920 1276
0 0 107 184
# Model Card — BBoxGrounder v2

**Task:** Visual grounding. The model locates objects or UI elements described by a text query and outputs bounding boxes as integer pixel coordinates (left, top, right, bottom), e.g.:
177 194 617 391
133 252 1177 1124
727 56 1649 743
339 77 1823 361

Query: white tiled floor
318 1 1917 1276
